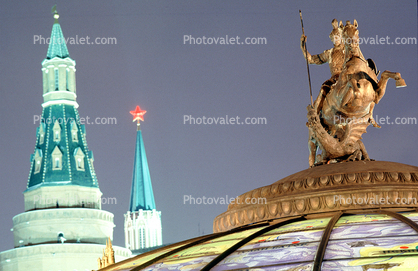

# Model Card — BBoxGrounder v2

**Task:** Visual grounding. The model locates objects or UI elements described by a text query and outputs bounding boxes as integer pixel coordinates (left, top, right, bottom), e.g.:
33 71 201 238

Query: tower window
52 146 62 170
53 121 61 142
55 69 59 91
38 123 46 145
141 228 145 248
36 160 41 173
74 147 85 171
66 69 69 91
70 121 78 142
34 149 43 174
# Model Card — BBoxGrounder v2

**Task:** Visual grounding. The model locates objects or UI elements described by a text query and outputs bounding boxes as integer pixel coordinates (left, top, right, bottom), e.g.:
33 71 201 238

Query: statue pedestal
214 161 418 233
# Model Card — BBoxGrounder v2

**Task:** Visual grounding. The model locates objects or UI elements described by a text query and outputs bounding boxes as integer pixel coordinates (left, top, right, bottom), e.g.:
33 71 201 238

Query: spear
299 10 314 106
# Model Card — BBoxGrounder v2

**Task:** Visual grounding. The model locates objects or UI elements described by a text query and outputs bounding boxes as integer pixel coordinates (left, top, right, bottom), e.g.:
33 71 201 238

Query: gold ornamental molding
213 161 418 233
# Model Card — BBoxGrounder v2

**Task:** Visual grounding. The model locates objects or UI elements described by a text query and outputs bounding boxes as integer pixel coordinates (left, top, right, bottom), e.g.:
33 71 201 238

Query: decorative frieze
214 161 418 233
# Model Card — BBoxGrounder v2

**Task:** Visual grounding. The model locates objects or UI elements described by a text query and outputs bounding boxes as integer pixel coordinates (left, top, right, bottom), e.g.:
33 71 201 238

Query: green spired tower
0 8 131 270
124 106 163 254
27 7 99 209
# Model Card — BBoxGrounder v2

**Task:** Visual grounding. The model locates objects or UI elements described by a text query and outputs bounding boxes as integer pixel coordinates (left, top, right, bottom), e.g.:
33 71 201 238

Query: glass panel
142 226 268 270
267 217 331 234
402 212 418 222
215 262 313 271
325 236 418 260
322 256 418 270
330 220 417 240
213 233 321 270
334 214 396 227
240 228 324 250
324 213 418 261
212 218 331 270
104 244 184 271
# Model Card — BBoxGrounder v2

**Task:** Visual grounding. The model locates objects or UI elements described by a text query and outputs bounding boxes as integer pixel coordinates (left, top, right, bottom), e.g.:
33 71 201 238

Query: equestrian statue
300 18 406 167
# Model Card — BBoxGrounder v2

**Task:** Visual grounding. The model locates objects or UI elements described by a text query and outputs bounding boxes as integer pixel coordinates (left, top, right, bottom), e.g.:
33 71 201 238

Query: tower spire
46 5 69 60
128 106 156 211
125 106 162 251
0 9 132 270
26 8 98 207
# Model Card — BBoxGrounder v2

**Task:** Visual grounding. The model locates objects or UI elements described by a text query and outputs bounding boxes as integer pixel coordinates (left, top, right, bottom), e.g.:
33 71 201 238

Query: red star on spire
130 105 147 124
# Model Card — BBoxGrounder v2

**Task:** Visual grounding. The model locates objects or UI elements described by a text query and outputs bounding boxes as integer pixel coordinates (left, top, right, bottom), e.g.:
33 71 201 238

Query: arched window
38 123 46 145
52 146 62 170
54 69 59 90
74 147 85 171
53 120 61 142
34 149 43 174
70 120 78 142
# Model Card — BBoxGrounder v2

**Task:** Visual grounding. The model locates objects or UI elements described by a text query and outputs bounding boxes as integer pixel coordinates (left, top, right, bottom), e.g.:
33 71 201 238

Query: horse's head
343 20 360 56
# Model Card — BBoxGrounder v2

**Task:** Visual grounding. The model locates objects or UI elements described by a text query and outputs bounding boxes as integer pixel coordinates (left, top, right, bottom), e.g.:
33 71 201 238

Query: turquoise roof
46 18 69 59
27 104 98 190
129 129 156 212
26 16 97 191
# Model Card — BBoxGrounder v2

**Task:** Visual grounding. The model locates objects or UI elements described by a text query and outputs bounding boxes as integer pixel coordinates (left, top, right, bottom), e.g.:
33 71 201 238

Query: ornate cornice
13 208 114 225
213 161 418 233
0 243 131 261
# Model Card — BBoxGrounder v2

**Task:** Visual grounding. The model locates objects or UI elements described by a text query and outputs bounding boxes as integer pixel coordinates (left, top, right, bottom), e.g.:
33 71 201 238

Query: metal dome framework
100 209 418 271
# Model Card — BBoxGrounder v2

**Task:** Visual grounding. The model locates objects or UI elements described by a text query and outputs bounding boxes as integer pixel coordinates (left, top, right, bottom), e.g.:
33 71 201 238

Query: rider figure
301 19 344 167
300 19 344 114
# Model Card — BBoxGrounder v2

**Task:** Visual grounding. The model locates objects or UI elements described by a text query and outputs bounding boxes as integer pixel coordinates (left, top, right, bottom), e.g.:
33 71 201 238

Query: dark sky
0 1 417 253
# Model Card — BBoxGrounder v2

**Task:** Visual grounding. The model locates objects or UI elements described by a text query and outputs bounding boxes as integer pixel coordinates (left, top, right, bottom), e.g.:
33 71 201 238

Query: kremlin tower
124 106 163 254
0 8 131 270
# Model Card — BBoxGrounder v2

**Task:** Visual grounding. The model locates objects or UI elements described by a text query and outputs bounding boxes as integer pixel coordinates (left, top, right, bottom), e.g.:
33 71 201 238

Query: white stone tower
124 106 163 254
0 8 131 270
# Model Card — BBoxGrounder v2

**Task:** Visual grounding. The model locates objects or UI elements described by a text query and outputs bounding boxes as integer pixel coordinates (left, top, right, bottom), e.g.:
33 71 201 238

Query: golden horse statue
307 20 406 166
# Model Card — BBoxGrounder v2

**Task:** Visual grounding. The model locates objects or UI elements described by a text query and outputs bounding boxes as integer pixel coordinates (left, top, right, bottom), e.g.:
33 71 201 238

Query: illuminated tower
124 106 163 253
0 8 131 270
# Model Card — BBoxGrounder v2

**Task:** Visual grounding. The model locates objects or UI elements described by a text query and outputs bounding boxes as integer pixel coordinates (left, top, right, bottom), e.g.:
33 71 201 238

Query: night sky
0 1 417 253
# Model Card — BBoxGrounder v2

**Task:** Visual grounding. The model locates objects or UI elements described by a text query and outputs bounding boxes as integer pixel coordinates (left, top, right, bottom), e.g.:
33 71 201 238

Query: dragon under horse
306 20 406 166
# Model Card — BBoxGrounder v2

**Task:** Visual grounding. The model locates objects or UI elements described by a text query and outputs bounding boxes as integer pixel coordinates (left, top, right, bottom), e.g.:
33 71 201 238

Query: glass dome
100 210 418 270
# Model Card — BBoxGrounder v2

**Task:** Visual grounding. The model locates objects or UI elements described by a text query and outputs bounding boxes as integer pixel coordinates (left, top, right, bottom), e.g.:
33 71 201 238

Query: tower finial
51 5 59 23
130 106 147 131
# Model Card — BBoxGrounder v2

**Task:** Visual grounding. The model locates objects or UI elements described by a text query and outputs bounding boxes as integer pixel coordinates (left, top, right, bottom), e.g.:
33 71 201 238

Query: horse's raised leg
368 102 381 128
375 71 406 104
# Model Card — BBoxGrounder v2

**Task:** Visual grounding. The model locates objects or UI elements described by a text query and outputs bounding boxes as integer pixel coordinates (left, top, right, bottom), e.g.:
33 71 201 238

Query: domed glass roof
100 210 418 270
